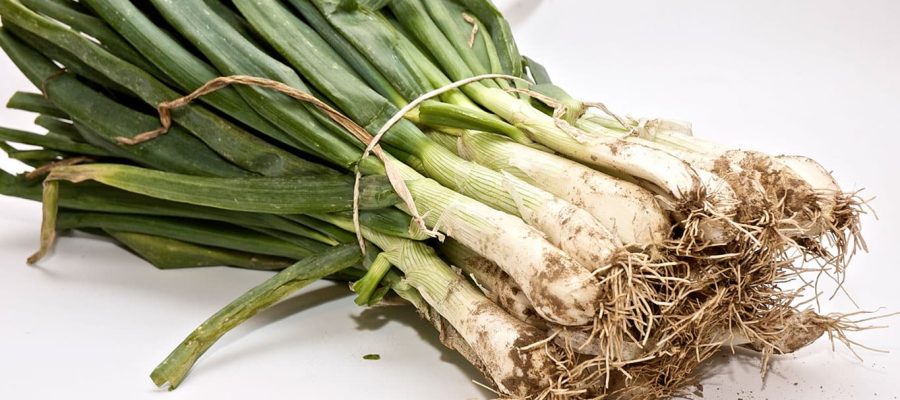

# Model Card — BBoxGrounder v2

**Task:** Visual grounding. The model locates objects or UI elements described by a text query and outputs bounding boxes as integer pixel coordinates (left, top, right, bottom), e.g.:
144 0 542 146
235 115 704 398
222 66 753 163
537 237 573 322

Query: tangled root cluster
512 211 870 399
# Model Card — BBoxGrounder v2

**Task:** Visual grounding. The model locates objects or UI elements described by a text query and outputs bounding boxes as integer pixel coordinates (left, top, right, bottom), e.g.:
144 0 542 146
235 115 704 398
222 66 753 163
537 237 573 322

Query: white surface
1 1 899 399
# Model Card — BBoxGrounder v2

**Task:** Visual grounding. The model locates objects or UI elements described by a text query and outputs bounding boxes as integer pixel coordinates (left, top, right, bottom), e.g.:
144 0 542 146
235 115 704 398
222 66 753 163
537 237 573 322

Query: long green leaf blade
46 164 400 213
150 244 363 389
6 91 68 118
0 3 331 177
58 212 328 259
108 230 295 271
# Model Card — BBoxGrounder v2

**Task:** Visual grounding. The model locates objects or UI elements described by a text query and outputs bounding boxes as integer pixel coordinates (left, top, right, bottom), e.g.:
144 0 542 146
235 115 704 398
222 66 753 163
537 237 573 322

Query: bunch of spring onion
0 0 872 398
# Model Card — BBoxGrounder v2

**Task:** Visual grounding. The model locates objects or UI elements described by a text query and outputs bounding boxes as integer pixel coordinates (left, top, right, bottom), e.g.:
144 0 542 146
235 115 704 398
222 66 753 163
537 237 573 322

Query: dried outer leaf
150 244 364 389
6 91 69 119
44 163 401 214
107 230 295 271
57 211 328 260
0 5 331 178
0 171 339 245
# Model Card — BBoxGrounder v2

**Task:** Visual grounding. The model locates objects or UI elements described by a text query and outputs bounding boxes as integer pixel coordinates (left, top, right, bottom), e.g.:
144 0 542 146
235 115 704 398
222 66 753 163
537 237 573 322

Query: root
795 190 870 277
548 229 878 399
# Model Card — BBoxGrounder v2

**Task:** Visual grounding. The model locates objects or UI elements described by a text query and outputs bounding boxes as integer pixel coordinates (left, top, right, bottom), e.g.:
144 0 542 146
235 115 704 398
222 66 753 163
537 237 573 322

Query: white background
1 1 899 399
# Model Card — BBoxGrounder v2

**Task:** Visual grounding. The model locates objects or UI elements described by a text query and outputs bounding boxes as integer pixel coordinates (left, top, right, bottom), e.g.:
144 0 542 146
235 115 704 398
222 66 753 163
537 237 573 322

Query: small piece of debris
363 354 381 360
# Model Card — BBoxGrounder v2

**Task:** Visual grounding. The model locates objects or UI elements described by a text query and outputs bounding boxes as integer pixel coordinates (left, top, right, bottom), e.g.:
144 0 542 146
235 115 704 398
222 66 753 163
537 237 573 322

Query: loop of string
505 87 589 142
119 73 527 255
356 73 528 251
506 87 641 140
581 101 634 136
114 75 422 255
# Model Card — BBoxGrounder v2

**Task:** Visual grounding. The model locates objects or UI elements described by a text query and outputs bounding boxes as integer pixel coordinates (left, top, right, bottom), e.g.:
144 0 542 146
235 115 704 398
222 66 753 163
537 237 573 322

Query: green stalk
311 209 429 241
150 244 363 389
0 125 108 157
389 0 481 89
107 230 295 271
299 0 433 101
247 226 336 248
351 251 393 306
233 0 431 156
5 23 132 95
519 56 587 122
44 164 400 214
0 172 339 245
440 0 507 87
6 91 68 118
285 0 407 107
450 0 523 78
6 149 66 162
389 20 480 108
0 141 15 154
148 0 374 171
233 0 573 241
53 79 248 176
416 100 527 139
0 4 330 177
34 115 83 142
81 0 292 143
522 56 551 84
419 0 499 88
284 215 358 244
19 0 170 82
199 0 266 49
295 0 533 144
57 211 328 260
